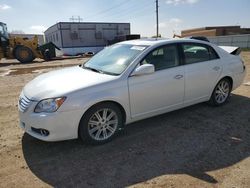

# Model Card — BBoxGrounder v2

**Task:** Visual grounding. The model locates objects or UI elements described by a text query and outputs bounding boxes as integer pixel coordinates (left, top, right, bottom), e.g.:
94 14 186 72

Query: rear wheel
209 78 232 106
14 46 35 63
79 102 123 144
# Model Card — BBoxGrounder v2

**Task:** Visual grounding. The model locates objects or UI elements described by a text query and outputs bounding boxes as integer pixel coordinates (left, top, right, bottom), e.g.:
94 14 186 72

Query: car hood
23 66 117 100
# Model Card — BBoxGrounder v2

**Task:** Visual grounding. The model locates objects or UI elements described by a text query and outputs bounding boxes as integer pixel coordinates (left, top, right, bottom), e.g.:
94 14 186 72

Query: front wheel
209 78 232 106
79 103 123 144
14 46 35 63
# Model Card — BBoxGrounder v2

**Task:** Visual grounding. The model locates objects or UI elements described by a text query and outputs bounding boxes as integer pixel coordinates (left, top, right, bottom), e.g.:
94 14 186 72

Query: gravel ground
0 52 249 188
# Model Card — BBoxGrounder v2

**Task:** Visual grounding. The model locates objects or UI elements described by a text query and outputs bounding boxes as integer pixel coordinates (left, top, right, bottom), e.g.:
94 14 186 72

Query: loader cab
0 22 9 59
0 22 9 41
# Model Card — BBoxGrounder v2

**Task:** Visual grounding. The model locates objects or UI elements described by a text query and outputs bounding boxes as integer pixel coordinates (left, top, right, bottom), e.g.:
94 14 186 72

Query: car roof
119 38 210 46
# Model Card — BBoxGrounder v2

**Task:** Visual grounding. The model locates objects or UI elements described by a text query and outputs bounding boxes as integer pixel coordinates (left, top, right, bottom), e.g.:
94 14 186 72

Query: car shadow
22 94 250 187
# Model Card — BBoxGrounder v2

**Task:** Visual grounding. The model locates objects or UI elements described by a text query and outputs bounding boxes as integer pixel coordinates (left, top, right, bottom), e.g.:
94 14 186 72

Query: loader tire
43 49 51 61
14 46 35 63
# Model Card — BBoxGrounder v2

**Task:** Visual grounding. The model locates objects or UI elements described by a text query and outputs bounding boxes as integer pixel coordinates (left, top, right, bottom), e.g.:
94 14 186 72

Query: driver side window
141 45 179 71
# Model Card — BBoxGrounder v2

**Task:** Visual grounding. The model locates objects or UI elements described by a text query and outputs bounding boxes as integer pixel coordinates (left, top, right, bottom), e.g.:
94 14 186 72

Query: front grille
19 94 32 112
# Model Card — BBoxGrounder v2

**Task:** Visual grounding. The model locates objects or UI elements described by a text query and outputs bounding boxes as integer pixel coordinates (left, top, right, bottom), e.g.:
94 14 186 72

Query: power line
77 0 157 36
84 0 153 21
105 1 153 21
86 0 131 19
116 5 154 21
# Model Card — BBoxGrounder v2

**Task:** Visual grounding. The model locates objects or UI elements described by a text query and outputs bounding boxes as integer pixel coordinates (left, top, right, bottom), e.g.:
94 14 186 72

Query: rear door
181 43 222 104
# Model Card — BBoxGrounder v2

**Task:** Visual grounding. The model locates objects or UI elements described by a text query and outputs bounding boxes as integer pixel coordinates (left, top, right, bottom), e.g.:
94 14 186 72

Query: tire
79 102 123 145
14 46 35 63
43 49 51 61
209 78 232 106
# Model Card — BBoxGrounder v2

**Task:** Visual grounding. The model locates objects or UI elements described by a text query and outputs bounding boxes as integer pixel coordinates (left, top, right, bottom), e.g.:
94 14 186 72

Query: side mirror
131 64 155 76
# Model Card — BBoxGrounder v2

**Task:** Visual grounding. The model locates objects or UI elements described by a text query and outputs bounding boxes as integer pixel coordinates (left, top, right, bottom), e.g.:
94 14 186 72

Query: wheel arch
209 75 233 106
77 100 127 137
94 100 127 124
209 75 234 100
221 76 233 88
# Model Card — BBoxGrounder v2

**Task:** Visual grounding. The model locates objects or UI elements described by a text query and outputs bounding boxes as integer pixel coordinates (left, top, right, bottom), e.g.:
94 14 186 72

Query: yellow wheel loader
0 22 59 63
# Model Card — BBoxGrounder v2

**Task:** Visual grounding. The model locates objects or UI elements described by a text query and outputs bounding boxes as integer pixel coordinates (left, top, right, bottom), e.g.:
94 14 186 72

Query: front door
128 44 185 118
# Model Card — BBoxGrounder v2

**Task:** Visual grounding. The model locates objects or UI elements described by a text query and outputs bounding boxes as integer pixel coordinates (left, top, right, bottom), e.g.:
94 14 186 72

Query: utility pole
156 0 159 38
69 16 83 22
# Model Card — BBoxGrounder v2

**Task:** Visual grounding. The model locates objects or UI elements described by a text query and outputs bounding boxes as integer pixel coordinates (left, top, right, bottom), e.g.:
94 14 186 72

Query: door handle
174 75 183 79
213 66 220 71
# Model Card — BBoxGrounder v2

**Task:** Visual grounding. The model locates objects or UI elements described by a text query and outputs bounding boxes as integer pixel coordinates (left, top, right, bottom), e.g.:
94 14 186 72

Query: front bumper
19 101 83 142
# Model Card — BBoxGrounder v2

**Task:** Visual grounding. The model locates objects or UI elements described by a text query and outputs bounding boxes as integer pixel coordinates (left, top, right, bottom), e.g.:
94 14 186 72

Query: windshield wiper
83 66 103 74
82 65 119 76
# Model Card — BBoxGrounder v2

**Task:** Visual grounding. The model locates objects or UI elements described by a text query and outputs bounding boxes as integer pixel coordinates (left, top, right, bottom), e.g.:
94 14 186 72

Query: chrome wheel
88 108 118 141
215 80 230 104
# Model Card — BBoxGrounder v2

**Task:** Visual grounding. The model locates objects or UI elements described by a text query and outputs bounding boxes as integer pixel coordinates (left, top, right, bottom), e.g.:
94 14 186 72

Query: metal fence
208 34 250 48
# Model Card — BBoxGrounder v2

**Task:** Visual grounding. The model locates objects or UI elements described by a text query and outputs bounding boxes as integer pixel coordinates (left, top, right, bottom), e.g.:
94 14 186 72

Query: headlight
34 97 66 113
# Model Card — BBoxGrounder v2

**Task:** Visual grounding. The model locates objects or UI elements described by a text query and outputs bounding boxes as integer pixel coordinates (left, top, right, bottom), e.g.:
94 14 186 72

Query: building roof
45 22 130 33
57 21 130 25
181 25 250 37
182 25 241 32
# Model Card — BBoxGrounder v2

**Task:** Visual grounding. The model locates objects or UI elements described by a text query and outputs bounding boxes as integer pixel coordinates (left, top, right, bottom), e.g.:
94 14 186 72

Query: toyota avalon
18 38 246 144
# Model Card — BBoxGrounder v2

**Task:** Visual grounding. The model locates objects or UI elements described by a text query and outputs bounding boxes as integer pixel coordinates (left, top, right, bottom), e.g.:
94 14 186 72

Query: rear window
182 43 219 64
183 44 210 64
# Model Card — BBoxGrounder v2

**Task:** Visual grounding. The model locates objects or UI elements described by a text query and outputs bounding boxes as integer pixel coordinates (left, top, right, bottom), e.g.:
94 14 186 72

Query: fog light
20 122 25 128
40 129 49 136
31 127 50 136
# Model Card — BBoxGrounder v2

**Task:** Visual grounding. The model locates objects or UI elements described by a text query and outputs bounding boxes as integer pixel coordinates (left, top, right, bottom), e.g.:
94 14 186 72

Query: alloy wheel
215 80 230 104
87 108 118 141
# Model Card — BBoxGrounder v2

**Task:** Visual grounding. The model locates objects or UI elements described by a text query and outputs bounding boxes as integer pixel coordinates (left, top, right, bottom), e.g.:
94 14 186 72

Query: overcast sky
1 0 250 37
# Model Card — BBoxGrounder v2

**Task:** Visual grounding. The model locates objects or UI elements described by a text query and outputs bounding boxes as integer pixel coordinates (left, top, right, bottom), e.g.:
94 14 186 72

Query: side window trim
208 46 220 60
177 43 185 66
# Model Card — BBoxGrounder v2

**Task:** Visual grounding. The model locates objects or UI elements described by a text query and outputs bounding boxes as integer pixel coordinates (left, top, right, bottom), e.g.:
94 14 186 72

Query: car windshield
82 44 148 75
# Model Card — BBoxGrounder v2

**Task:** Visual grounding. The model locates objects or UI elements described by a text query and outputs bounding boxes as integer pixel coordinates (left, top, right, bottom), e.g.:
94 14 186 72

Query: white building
44 22 130 55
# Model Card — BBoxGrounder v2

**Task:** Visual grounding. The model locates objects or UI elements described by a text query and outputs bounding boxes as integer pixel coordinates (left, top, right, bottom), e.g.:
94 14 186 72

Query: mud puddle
0 64 79 76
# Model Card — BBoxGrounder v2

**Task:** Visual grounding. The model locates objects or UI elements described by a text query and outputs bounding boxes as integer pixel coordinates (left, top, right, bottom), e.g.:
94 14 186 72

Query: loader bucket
38 42 60 60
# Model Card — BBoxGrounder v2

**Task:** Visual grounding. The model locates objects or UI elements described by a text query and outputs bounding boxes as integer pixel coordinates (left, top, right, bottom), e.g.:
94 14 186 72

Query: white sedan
18 38 246 144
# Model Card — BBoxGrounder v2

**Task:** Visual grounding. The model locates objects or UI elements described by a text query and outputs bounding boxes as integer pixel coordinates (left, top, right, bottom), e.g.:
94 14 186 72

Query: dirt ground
0 52 250 188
